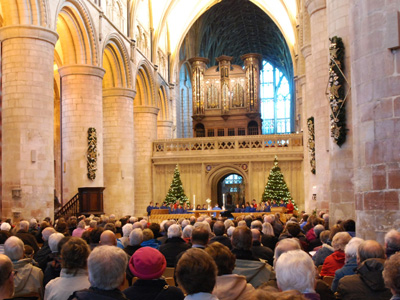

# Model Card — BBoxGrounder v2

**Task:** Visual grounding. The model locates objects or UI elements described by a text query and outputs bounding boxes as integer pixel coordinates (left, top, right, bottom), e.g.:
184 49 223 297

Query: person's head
128 247 166 280
104 223 116 233
19 220 29 232
319 230 330 244
313 224 325 238
77 220 86 229
232 226 252 251
0 254 14 298
286 222 301 237
332 232 352 252
0 232 10 245
329 224 344 241
344 237 364 259
357 240 385 264
129 228 143 246
176 248 217 295
100 230 117 246
275 250 316 294
121 223 133 238
167 224 182 239
342 219 356 232
262 222 274 236
0 223 11 232
142 229 154 242
191 227 209 246
88 245 128 290
89 220 97 229
213 221 225 237
251 228 261 242
42 227 56 242
4 236 24 261
274 238 301 267
385 229 400 252
182 225 193 239
89 227 104 244
61 237 91 274
383 252 400 296
251 220 262 231
48 232 65 253
205 242 236 276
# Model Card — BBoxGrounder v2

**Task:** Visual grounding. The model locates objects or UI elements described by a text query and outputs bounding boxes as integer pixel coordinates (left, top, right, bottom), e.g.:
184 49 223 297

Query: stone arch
102 33 132 89
134 60 156 107
157 85 169 121
0 0 49 26
206 164 249 205
55 0 99 65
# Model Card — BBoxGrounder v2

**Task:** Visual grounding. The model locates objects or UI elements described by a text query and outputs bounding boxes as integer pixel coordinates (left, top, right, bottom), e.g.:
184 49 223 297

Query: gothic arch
205 164 249 202
134 61 156 107
157 85 169 121
102 33 132 89
0 0 49 27
55 0 99 65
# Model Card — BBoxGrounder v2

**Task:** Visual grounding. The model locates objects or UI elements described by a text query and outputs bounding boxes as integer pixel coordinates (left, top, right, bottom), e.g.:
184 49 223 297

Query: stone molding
59 65 106 79
157 120 173 127
133 105 160 115
305 0 326 16
301 44 312 59
103 88 136 98
296 74 307 87
0 25 58 45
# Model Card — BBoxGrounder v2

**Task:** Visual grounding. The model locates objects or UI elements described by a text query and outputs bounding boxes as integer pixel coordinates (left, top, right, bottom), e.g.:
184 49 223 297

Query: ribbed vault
180 0 292 79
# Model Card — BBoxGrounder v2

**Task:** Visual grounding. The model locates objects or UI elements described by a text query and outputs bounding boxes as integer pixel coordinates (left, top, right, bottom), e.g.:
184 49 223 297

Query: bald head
251 229 261 241
357 240 385 263
0 254 14 298
100 230 117 246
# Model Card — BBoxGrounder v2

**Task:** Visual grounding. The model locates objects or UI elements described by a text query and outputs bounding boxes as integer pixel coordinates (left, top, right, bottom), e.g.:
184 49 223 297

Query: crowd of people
0 210 399 300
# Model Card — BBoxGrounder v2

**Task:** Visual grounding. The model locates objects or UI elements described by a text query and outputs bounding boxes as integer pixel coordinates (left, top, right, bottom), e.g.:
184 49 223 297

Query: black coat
209 235 232 249
159 237 190 267
123 279 184 300
251 241 274 266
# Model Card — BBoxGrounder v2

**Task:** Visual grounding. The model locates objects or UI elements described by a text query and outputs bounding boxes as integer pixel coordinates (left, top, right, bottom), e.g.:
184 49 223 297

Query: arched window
260 61 291 134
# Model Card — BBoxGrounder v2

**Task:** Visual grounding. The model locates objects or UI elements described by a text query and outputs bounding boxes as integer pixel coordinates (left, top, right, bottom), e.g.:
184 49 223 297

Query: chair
323 275 334 286
165 277 175 286
163 267 175 278
317 265 323 275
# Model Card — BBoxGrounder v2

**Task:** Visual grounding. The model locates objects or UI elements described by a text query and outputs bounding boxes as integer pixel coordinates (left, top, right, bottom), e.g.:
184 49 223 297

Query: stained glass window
224 174 243 185
260 61 292 134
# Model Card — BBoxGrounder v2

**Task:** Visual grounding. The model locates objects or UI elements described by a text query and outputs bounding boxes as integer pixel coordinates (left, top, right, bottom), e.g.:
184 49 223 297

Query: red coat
320 250 346 277
286 203 294 213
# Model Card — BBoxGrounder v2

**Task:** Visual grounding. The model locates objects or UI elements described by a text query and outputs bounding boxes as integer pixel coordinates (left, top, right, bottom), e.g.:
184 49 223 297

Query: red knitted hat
129 247 166 280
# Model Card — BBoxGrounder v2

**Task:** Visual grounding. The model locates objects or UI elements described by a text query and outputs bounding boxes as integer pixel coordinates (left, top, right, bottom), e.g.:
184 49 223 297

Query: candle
193 195 196 210
223 193 226 209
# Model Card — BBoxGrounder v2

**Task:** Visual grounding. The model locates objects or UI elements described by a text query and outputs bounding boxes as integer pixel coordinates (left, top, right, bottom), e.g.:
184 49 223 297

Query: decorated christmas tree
164 165 189 205
262 156 294 205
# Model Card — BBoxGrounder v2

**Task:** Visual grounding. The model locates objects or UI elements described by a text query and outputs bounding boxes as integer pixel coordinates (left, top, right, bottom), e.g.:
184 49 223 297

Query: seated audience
44 237 91 300
16 220 40 253
251 229 273 266
100 230 117 246
384 229 400 258
320 232 351 277
0 254 15 300
383 252 400 300
275 249 320 300
307 225 325 251
43 233 66 286
205 242 254 300
124 228 143 257
331 237 364 292
34 227 56 271
279 222 308 250
5 236 43 299
159 224 190 267
70 245 128 299
182 225 193 243
337 240 391 300
123 247 184 300
72 220 86 238
342 220 356 237
209 221 232 249
261 222 278 251
191 227 209 249
312 230 333 267
119 224 133 249
176 248 219 300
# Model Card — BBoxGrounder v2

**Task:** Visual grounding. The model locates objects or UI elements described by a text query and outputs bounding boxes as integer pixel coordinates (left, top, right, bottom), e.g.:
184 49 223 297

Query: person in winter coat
205 242 254 300
336 240 392 300
320 232 352 277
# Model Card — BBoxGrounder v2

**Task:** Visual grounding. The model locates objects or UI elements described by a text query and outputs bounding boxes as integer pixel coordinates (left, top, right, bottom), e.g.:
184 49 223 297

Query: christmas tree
262 156 294 205
164 165 189 205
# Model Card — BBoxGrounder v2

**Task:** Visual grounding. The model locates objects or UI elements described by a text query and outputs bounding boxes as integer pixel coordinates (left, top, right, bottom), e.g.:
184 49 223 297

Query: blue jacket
140 239 161 250
331 256 357 292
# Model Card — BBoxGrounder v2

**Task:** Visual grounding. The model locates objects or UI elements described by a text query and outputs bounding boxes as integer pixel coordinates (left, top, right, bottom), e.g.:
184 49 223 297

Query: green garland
307 117 316 174
87 127 97 180
328 36 347 146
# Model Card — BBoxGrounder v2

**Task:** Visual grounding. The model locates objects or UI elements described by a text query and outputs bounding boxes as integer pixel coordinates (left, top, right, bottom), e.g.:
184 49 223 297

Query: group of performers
147 198 295 216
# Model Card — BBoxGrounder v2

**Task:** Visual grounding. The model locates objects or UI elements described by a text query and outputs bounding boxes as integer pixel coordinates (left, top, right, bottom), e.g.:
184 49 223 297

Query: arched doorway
216 173 244 207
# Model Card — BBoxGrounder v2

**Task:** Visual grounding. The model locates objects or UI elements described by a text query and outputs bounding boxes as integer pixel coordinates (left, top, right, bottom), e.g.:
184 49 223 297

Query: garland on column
328 36 348 146
307 117 316 174
87 127 97 180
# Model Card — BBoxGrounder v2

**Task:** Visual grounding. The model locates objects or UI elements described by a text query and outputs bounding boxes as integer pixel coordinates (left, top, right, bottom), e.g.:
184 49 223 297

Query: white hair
19 220 29 232
159 220 167 232
227 226 235 237
181 220 190 229
385 229 400 250
4 236 24 261
129 228 143 246
88 246 128 290
129 217 138 223
193 222 211 234
344 237 364 257
122 223 133 237
168 224 182 238
139 219 148 229
48 233 65 253
77 220 86 229
29 218 38 228
251 220 262 230
262 222 274 236
238 220 246 227
89 220 97 228
224 219 234 230
275 250 316 293
314 224 325 237
42 227 56 241
0 222 11 232
132 222 143 230
264 214 275 224
274 239 301 267
182 225 193 239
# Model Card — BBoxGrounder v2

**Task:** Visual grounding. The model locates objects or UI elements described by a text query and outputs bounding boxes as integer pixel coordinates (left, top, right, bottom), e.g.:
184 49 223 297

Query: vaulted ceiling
180 0 293 79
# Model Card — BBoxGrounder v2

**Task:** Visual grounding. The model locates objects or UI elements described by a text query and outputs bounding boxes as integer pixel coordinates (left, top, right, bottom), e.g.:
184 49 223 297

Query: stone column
134 105 159 215
305 0 330 212
103 88 136 217
0 25 58 221
58 65 105 201
157 120 173 139
350 0 400 241
326 0 355 223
